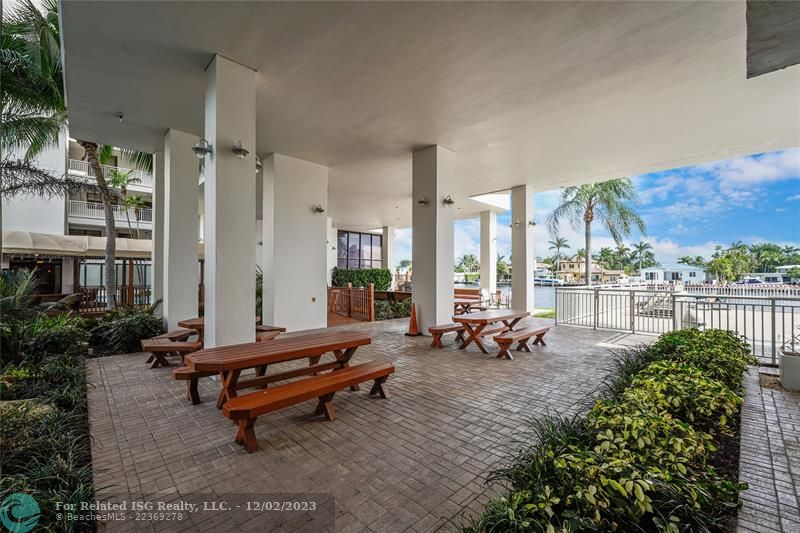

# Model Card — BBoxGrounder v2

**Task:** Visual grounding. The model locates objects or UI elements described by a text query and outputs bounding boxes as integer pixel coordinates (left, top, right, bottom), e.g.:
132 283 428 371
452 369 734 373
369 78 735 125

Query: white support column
163 129 199 329
204 55 256 347
262 154 328 331
511 185 535 312
326 217 337 286
151 151 164 306
479 211 497 294
412 145 455 333
382 225 395 286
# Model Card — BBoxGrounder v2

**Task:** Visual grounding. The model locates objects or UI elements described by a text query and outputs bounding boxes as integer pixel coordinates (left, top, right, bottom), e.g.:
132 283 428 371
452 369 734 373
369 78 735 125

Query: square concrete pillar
480 211 497 294
203 55 256 347
163 129 199 328
151 151 164 306
412 145 455 333
511 185 535 312
262 154 328 331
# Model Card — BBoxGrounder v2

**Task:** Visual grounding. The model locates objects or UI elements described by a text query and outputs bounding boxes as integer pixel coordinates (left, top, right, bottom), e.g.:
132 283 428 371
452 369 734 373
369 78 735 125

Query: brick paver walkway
738 371 800 533
85 319 656 532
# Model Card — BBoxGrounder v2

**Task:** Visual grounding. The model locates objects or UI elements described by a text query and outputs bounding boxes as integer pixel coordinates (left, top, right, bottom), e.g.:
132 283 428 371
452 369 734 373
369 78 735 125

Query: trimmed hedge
331 267 392 291
465 329 754 532
375 299 412 321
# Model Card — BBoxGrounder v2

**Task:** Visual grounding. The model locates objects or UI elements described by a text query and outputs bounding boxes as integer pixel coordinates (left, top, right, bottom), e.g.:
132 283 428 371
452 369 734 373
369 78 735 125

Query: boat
534 278 564 286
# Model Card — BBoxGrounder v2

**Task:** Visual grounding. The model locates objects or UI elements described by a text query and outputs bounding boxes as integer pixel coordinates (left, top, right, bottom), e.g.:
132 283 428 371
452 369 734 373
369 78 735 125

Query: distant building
742 265 799 283
638 264 709 285
557 258 626 284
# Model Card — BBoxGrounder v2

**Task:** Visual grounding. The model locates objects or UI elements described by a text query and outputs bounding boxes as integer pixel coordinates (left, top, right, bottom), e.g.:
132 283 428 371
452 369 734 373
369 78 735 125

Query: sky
392 147 800 268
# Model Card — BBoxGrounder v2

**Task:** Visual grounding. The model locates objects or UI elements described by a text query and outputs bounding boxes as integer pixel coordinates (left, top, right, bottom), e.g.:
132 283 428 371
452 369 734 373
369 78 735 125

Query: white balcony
68 159 153 191
68 200 152 232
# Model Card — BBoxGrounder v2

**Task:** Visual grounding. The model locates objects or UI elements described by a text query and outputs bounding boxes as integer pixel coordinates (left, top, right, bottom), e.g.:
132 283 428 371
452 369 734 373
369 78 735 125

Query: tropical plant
547 179 645 285
457 253 480 273
548 236 570 273
632 241 653 272
331 267 392 291
496 253 510 279
397 259 412 272
0 270 77 364
91 301 165 354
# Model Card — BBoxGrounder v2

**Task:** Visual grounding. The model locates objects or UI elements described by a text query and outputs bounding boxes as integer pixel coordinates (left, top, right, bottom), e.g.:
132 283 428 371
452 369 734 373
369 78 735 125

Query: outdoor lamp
255 155 263 173
529 219 537 226
442 195 455 206
232 140 249 159
417 196 429 206
191 138 212 159
312 204 326 214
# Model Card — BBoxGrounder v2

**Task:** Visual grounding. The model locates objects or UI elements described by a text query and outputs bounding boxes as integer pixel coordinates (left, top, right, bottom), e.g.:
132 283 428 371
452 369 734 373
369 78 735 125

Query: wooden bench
154 328 197 342
429 323 466 348
493 326 550 360
223 361 394 452
141 338 203 368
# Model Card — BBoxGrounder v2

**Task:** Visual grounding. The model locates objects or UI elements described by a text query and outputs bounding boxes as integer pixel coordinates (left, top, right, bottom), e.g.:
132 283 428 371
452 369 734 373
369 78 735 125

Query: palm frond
0 157 91 199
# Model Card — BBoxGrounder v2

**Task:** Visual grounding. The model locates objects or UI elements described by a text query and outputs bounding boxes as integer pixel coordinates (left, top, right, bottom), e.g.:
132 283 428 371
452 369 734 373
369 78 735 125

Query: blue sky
392 147 800 267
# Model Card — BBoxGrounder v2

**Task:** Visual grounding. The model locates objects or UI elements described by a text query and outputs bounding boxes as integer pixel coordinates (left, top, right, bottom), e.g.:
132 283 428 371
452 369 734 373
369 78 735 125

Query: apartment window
645 272 657 280
689 271 696 278
337 230 382 269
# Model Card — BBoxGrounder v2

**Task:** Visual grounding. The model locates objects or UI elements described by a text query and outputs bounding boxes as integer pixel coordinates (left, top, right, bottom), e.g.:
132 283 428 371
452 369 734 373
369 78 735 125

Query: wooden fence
328 283 375 321
77 285 151 314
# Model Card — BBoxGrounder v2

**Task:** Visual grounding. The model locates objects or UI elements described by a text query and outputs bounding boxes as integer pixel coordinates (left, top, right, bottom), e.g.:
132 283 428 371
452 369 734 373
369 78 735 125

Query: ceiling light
191 138 212 159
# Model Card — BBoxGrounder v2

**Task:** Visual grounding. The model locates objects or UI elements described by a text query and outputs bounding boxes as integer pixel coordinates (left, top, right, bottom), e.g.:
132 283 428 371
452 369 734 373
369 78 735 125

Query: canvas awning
2 231 151 259
2 231 205 260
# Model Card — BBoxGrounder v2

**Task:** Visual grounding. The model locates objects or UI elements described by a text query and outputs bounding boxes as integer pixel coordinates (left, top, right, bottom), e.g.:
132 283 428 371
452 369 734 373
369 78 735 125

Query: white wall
262 154 329 331
2 136 67 235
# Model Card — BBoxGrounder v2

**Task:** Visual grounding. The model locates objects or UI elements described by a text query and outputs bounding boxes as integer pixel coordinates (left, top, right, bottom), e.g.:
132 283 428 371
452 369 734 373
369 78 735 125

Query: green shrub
26 314 90 360
0 354 94 532
92 302 165 354
331 267 392 290
374 299 412 320
465 329 750 532
651 329 755 391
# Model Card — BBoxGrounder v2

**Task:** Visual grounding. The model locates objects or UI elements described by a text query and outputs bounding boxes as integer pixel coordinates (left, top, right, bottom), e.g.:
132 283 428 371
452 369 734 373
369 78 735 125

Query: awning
2 231 207 260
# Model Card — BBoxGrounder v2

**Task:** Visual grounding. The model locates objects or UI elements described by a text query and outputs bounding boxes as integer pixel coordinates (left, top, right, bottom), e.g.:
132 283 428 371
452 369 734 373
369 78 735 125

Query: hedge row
465 329 755 532
331 267 392 291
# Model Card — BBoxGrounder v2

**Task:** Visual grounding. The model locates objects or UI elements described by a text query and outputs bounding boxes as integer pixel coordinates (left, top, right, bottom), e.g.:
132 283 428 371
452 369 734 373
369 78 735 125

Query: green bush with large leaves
331 267 392 291
465 329 752 532
91 301 165 354
374 299 412 320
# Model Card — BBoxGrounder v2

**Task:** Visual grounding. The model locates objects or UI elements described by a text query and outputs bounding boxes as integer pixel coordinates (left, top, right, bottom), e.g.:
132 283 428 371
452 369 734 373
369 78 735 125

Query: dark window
337 230 383 270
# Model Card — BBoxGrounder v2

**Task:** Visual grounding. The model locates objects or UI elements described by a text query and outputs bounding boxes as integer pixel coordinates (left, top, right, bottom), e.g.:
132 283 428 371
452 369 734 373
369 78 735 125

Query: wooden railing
77 285 152 314
327 283 375 321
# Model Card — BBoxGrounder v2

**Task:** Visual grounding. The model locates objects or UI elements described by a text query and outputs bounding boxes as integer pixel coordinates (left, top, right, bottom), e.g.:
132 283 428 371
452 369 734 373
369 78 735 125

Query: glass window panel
372 235 382 262
348 258 360 269
348 233 360 265
360 234 372 261
361 259 372 269
337 232 347 259
338 258 348 269
85 264 101 286
373 260 382 269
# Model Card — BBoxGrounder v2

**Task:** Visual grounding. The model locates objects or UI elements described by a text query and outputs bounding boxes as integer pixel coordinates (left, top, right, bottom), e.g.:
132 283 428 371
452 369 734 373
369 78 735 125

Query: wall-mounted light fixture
255 155 263 173
191 138 213 159
442 195 455 206
311 204 326 214
529 219 537 227
232 140 249 159
417 196 429 206
116 113 124 123
509 218 521 228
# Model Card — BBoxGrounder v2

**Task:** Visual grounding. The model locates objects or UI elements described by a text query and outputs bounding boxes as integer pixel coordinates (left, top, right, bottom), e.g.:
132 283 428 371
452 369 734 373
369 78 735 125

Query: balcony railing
68 200 152 224
68 159 153 188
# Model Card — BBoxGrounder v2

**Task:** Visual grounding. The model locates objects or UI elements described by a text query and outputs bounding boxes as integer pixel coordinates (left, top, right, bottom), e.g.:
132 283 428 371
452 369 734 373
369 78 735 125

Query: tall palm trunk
584 221 592 286
79 140 117 309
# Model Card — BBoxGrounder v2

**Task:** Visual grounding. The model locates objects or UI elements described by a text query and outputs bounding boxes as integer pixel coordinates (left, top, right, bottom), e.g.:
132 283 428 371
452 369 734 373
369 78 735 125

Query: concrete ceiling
61 1 800 231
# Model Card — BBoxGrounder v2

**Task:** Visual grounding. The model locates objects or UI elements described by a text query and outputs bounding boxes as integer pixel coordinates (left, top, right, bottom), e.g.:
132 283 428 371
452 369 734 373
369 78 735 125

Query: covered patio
88 319 650 531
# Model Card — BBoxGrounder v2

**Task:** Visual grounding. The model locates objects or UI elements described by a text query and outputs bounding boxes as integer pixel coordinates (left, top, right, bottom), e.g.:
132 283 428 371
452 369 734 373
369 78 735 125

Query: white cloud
709 148 800 187
788 194 800 202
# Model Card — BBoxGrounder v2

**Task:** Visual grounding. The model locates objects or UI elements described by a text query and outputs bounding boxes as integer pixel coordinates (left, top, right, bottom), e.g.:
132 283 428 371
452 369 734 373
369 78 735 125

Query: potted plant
780 330 800 391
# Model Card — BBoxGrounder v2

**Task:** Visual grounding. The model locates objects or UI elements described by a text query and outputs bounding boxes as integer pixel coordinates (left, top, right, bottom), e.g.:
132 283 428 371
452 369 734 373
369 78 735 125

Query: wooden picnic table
453 309 530 354
185 329 372 409
177 316 269 345
454 297 481 315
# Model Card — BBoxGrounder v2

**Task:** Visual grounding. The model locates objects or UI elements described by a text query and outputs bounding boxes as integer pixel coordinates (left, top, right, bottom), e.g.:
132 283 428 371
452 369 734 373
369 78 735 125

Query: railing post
629 290 635 333
554 288 559 325
593 289 599 330
771 298 777 365
369 283 375 322
671 291 678 331
346 282 353 317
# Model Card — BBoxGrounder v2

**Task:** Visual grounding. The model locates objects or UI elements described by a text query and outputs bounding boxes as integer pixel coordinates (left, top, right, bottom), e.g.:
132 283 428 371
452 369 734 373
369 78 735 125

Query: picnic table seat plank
493 326 550 360
154 329 198 342
223 361 394 452
141 338 202 368
428 323 465 348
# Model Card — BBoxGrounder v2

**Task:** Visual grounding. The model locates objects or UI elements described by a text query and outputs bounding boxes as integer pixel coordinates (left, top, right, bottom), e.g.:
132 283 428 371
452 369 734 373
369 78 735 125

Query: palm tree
6 0 152 309
125 194 148 239
548 236 570 274
631 241 653 273
457 254 480 273
597 247 615 269
547 179 645 286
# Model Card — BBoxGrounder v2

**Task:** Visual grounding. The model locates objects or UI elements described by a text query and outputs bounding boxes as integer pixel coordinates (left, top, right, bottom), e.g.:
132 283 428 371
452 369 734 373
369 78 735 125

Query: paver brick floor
87 319 657 532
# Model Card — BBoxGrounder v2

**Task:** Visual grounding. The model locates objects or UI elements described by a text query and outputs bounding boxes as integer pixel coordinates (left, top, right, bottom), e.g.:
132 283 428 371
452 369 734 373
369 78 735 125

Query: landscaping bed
465 328 755 532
